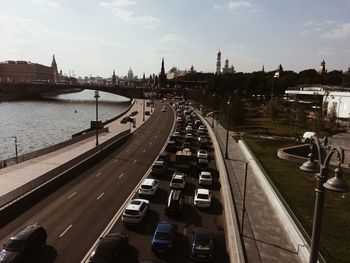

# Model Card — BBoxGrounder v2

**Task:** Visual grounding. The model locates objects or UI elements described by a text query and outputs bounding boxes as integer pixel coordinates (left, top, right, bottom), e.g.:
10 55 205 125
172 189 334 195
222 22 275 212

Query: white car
194 189 212 208
122 199 150 225
198 125 207 132
199 171 212 186
170 172 187 189
139 178 159 196
197 149 208 159
186 126 193 133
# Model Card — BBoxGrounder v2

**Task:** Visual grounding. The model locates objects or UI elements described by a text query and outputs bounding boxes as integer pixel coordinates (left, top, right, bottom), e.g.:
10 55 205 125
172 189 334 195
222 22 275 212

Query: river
0 90 130 161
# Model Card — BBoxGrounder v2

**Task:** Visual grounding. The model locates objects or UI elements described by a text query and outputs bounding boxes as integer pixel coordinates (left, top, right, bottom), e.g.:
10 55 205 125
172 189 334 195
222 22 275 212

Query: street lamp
94 90 100 146
300 136 350 263
212 93 216 128
225 96 231 159
13 136 19 164
143 98 145 122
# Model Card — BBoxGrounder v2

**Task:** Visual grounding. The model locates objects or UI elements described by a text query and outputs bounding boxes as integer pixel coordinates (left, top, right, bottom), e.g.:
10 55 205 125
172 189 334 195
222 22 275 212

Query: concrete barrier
196 111 245 263
0 130 131 226
238 140 310 263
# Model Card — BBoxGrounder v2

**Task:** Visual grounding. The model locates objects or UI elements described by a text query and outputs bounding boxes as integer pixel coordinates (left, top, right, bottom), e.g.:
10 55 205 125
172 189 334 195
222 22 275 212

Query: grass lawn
244 137 350 263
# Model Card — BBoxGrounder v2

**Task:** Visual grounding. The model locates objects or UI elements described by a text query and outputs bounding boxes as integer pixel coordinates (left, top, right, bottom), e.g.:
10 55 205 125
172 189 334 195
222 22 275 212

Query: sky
1 0 350 78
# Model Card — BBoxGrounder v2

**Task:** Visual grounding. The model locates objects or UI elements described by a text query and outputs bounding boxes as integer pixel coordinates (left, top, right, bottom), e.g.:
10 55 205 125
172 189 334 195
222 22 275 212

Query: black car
0 224 47 263
198 158 209 170
165 190 184 216
89 233 128 263
191 228 213 261
157 152 170 163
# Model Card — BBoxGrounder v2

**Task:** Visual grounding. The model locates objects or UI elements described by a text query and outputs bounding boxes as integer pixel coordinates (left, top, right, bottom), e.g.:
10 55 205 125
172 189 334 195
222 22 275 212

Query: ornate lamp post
94 90 100 146
225 96 231 159
300 136 350 263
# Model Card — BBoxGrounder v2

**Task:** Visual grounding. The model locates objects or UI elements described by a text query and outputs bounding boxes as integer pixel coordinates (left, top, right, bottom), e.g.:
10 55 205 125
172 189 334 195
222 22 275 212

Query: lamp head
300 159 319 173
324 166 350 193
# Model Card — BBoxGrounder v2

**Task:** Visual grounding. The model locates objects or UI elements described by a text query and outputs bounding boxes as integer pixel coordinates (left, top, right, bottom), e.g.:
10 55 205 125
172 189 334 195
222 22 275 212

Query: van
0 225 47 262
165 190 184 216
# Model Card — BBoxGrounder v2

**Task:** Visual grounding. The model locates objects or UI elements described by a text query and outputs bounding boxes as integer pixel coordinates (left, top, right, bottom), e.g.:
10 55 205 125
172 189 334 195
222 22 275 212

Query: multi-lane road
0 102 229 263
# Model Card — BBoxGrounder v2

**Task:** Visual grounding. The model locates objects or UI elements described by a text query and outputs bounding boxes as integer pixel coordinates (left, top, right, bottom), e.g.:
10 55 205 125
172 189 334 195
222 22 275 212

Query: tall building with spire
159 58 167 88
51 54 58 83
127 68 134 81
216 50 221 74
319 60 327 75
112 70 116 86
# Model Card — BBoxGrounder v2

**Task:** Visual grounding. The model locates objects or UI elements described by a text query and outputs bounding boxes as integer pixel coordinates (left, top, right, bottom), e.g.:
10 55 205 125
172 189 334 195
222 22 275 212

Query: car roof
127 199 148 210
200 171 211 176
143 178 158 185
197 188 209 194
11 225 44 240
157 221 176 232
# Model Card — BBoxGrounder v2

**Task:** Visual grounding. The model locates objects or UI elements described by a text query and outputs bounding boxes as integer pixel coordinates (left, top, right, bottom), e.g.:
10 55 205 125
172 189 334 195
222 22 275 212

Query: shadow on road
29 245 57 263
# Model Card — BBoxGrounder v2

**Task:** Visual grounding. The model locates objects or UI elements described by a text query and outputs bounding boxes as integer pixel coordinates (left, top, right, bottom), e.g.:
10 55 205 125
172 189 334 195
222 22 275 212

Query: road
0 102 174 263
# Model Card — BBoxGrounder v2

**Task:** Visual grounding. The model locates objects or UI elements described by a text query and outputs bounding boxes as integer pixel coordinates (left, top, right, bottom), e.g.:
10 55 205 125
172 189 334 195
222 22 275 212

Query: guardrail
196 110 245 263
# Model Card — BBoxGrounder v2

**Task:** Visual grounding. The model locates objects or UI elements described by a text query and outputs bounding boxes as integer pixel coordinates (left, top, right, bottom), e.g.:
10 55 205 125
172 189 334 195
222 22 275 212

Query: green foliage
230 96 245 125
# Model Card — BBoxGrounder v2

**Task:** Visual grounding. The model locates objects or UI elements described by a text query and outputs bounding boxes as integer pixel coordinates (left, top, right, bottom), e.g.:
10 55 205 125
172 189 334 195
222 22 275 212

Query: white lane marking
133 160 137 164
67 192 77 199
113 159 118 164
142 149 146 153
59 225 72 238
119 173 124 179
95 172 102 178
97 193 104 200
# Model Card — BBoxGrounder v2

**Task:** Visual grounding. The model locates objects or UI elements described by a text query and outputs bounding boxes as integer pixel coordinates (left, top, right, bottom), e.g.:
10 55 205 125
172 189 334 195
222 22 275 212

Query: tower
159 58 167 88
223 59 229 73
216 50 221 74
51 54 58 83
319 60 326 75
112 70 116 87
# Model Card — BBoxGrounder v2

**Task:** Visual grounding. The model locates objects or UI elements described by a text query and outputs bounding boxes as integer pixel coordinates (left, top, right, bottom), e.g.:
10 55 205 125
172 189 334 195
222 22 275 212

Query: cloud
160 34 184 44
321 22 350 39
228 1 252 9
99 0 135 7
317 47 334 56
99 0 159 29
30 0 60 8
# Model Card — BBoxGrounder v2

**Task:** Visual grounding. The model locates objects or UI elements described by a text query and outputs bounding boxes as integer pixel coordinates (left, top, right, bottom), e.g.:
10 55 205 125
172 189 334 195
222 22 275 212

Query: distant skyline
1 0 350 78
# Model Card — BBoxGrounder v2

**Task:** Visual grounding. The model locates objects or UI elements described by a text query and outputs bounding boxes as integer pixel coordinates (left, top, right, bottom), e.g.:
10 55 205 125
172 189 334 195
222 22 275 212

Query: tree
230 96 245 125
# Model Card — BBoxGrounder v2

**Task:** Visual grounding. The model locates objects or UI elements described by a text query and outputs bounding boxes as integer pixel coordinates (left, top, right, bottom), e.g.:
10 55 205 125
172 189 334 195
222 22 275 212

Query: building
318 60 327 75
285 85 350 119
159 58 167 88
216 51 221 74
127 68 134 81
0 55 58 83
222 58 235 74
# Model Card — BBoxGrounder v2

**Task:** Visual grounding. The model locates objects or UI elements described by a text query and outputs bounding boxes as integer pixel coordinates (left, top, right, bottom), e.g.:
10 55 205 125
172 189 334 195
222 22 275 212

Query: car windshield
141 185 153 189
5 240 25 252
94 240 120 259
172 178 183 184
202 174 211 179
155 231 171 241
124 209 139 215
197 194 209 199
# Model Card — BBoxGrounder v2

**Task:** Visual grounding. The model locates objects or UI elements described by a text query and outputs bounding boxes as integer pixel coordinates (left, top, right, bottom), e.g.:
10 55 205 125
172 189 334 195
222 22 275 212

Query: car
198 158 209 170
151 160 167 175
122 199 150 225
170 172 187 189
199 171 213 186
185 133 194 142
182 141 192 150
0 225 47 263
197 149 208 159
195 120 202 126
198 136 208 144
185 126 193 133
89 233 128 263
151 221 178 253
166 140 176 152
162 107 167 112
139 178 159 196
191 228 214 261
194 189 212 208
157 152 170 163
198 125 207 132
165 190 184 216
172 131 181 138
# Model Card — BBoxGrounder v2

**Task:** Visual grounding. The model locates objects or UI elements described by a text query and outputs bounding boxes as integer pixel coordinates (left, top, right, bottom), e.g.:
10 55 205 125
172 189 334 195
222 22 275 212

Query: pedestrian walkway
208 118 302 263
0 99 152 207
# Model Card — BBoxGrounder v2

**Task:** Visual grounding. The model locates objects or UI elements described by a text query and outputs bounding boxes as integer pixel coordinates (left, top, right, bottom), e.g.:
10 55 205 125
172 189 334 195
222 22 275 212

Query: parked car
151 160 167 176
0 225 47 263
151 221 178 253
197 149 208 159
170 172 187 189
139 179 159 196
165 190 184 216
122 199 150 225
191 228 214 261
89 233 128 263
157 152 170 163
199 171 213 186
194 189 212 208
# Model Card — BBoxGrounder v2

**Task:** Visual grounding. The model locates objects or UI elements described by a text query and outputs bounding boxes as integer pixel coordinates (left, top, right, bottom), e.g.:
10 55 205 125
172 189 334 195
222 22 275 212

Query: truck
175 148 193 170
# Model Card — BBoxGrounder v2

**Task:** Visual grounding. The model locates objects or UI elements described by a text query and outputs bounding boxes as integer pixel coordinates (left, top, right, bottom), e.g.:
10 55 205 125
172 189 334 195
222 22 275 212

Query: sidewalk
208 118 302 263
0 99 152 207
